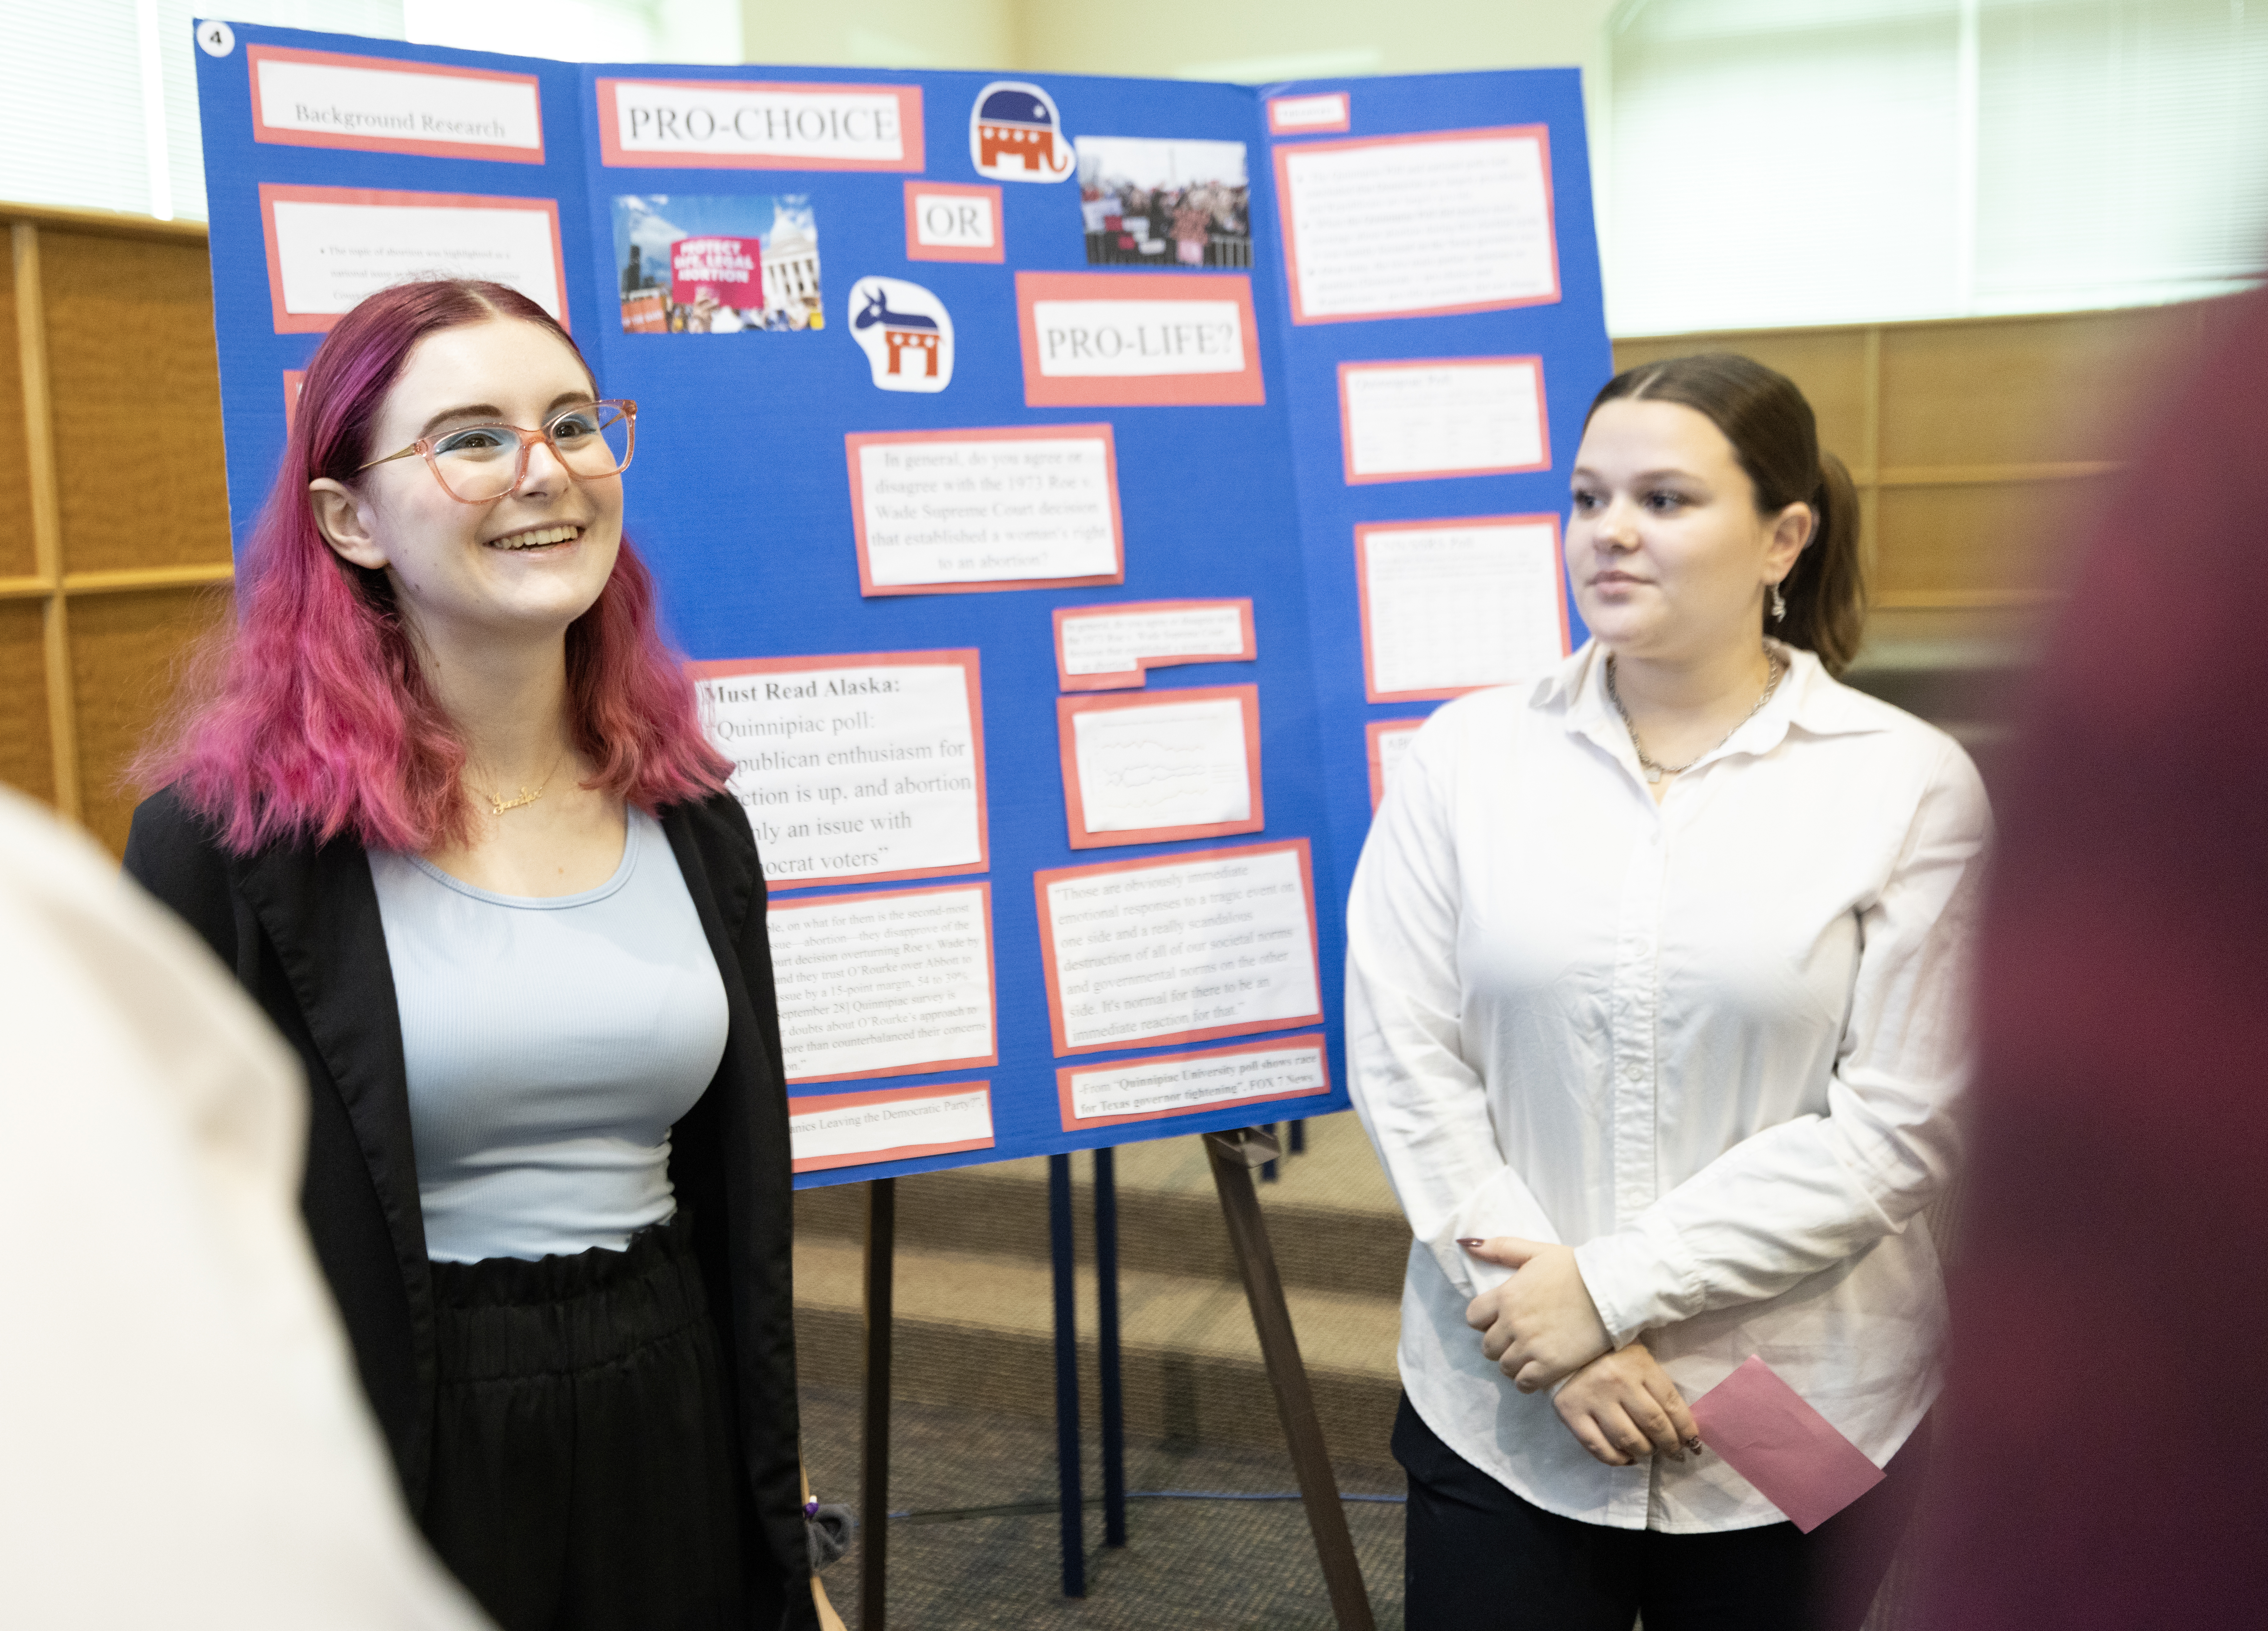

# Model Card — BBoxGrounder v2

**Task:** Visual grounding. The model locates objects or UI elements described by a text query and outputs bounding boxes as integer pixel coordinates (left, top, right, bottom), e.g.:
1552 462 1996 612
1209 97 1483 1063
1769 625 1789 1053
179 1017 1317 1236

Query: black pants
423 1211 751 1631
1395 1393 1930 1631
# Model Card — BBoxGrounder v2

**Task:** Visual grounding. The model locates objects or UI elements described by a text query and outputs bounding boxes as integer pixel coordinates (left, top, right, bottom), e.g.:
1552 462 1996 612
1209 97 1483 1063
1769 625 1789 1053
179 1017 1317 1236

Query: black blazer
124 786 818 1630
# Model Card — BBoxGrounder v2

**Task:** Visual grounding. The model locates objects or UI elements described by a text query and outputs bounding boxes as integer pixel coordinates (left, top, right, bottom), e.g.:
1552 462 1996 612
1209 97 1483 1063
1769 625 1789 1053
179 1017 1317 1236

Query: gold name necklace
475 746 568 817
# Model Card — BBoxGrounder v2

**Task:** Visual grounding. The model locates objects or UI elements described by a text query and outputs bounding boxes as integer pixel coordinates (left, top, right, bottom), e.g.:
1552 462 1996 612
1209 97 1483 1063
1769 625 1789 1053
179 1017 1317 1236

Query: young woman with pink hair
126 279 837 1631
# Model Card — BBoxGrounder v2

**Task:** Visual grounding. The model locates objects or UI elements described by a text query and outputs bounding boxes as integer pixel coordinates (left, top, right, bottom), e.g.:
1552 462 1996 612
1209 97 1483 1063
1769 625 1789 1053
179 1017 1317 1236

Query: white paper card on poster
1072 696 1251 833
1364 520 1565 698
1045 849 1318 1051
912 190 996 249
607 82 910 165
856 435 1117 587
1345 360 1544 479
268 199 562 318
791 1086 994 1165
1375 722 1422 790
255 57 542 153
1282 133 1555 319
1062 605 1247 677
694 659 982 887
771 887 994 1081
1269 93 1349 131
1067 1042 1326 1122
1030 300 1247 377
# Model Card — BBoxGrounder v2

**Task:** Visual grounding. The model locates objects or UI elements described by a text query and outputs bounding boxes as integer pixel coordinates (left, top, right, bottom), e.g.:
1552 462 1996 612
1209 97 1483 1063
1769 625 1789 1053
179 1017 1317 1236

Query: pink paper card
1688 1356 1885 1534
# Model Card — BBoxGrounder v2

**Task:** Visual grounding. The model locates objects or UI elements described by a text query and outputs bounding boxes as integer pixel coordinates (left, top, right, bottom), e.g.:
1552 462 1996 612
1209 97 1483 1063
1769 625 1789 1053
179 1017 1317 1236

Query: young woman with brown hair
1348 354 1988 1629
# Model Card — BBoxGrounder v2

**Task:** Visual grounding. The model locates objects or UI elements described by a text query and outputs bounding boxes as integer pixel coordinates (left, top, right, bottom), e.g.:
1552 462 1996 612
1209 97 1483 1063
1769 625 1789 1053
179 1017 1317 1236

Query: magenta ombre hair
138 279 729 854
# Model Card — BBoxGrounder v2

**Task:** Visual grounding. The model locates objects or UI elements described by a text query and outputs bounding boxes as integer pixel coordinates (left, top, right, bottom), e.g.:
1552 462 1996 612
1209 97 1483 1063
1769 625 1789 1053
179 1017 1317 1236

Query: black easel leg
1205 1129 1376 1631
1095 1146 1127 1548
860 1177 895 1631
1048 1154 1087 1597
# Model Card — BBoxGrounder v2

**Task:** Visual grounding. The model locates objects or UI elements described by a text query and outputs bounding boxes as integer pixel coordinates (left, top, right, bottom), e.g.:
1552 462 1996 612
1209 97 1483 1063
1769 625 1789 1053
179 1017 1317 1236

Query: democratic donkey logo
847 277 954 393
969 82 1073 182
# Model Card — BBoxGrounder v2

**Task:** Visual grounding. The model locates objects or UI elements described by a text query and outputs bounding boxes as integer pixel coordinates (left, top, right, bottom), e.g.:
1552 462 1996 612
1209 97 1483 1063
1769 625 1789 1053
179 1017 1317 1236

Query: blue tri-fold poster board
190 19 1611 1188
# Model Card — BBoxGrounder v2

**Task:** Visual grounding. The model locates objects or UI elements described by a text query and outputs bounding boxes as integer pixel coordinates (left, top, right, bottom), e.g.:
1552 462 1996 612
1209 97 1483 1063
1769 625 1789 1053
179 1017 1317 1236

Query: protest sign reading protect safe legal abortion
669 233 762 305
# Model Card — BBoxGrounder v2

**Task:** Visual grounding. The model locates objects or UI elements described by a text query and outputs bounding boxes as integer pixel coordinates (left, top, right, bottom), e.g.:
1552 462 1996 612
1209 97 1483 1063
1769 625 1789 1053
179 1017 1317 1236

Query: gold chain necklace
1606 648 1783 786
474 746 567 817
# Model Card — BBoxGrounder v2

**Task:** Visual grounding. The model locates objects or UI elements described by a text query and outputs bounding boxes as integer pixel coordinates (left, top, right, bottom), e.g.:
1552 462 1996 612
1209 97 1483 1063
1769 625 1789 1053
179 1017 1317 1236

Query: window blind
1973 0 2268 311
0 0 166 219
1608 0 2268 332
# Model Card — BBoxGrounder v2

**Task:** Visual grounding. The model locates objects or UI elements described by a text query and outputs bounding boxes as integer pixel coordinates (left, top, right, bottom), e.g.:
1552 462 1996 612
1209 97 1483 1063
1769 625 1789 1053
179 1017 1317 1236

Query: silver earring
1769 581 1788 622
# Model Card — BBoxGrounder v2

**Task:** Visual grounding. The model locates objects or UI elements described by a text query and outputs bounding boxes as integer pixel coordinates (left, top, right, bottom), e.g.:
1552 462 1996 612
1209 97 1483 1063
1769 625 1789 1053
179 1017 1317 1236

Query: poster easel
854 1126 1374 1629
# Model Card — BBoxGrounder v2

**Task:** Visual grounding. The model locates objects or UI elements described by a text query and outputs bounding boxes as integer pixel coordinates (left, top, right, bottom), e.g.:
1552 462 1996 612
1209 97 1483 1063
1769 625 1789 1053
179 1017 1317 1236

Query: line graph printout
1059 686 1261 847
1036 840 1322 1055
1340 357 1547 483
1275 127 1558 322
689 651 985 889
769 884 997 1082
1358 517 1569 701
1054 599 1254 689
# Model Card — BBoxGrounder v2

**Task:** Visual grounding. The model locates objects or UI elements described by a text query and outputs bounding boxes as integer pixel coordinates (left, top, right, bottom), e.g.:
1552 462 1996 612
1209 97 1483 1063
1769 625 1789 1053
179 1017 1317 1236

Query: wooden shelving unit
2 203 235 849
1613 300 2219 651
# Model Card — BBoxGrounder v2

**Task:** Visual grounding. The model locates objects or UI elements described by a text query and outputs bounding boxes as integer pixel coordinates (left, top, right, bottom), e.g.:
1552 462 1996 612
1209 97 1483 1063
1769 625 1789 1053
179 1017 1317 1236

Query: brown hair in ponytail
1585 353 1868 674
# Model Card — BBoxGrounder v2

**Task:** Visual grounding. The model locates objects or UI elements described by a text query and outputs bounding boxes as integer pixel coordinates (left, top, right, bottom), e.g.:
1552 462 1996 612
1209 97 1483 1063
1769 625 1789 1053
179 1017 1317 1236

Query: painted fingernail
1685 1437 1705 1456
1456 1238 1483 1247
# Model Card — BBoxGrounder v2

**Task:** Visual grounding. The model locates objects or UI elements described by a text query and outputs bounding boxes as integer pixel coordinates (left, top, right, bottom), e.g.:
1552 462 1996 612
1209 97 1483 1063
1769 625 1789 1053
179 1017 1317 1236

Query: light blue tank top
368 809 730 1264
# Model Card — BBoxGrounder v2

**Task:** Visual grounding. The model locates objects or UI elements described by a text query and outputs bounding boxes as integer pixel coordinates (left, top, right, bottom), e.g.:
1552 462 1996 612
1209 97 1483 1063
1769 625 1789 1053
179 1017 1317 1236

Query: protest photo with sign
613 192 822 333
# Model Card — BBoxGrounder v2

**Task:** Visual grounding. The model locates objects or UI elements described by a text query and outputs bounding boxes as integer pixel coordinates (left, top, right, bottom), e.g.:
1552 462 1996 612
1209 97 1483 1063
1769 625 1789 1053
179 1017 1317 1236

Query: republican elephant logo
969 82 1074 183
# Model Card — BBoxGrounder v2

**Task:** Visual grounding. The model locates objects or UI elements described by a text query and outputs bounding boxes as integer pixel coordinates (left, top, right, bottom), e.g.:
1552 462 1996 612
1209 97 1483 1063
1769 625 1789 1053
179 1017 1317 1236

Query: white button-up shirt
1346 640 1990 1532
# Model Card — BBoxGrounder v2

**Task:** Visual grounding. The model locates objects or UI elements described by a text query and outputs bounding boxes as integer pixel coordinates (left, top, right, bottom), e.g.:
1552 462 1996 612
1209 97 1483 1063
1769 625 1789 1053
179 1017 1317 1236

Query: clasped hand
1460 1236 1612 1393
1550 1342 1703 1467
1451 1243 1705 1470
1462 1238 1703 1467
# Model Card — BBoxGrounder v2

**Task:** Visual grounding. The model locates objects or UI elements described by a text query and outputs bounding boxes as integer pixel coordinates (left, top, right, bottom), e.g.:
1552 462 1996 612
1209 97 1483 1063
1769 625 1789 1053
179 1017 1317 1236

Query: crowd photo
1076 135 1252 268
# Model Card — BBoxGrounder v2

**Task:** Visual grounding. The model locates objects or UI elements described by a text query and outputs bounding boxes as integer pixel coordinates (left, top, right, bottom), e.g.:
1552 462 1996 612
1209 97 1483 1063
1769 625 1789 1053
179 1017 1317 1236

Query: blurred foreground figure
0 787 488 1629
1921 289 2268 1624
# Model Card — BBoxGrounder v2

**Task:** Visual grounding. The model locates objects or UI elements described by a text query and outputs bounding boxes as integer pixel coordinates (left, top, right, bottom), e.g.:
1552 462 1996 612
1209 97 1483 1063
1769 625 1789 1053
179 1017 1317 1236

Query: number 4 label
197 20 235 57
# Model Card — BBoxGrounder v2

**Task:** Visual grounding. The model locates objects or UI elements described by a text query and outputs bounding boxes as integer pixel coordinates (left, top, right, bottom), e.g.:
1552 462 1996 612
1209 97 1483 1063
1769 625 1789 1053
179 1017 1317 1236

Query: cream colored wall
737 0 1620 242
736 0 1020 70
1014 0 1616 86
736 1 1613 107
735 2 1606 99
1017 0 1619 231
739 0 1615 96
